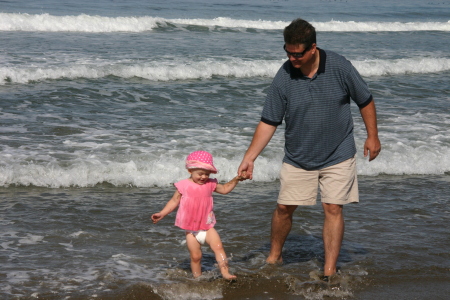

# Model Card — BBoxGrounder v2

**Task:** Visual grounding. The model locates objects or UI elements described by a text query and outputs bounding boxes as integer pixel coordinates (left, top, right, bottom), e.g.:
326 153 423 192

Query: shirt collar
289 48 326 78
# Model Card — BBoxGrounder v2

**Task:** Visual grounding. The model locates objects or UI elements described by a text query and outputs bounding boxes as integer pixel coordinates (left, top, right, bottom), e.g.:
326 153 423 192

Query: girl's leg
185 232 203 278
205 228 236 280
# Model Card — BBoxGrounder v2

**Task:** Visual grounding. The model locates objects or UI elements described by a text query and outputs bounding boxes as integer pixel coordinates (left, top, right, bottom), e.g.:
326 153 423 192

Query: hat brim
186 160 218 173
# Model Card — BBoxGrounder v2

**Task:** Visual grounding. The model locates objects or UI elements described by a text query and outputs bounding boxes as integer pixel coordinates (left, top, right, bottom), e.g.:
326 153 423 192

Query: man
237 18 381 279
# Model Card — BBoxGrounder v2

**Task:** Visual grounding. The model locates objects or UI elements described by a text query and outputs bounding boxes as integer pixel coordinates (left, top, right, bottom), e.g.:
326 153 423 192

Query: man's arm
238 121 278 179
359 100 381 161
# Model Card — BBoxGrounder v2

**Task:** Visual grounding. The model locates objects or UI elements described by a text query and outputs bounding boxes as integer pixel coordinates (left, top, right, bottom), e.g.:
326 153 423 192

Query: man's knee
322 203 343 216
275 204 297 217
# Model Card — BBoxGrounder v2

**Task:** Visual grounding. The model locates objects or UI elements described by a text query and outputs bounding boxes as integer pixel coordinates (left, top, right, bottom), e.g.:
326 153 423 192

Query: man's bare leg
266 204 297 264
322 203 344 276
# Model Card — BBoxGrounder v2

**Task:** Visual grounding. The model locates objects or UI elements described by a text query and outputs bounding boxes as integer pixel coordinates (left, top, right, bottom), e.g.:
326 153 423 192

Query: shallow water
1 175 449 299
1 0 450 299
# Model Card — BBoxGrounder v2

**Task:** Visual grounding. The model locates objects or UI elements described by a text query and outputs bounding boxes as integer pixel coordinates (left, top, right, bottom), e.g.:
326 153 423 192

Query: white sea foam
18 234 45 245
0 59 282 84
1 108 449 187
69 231 90 238
155 282 223 300
2 56 450 84
357 145 450 176
1 13 449 32
107 254 157 280
0 99 449 188
0 13 164 32
7 271 30 284
353 57 450 77
1 241 15 250
313 20 450 32
0 142 449 188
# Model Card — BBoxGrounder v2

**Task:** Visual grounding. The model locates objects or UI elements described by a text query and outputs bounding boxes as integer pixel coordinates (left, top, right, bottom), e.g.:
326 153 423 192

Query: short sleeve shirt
261 48 372 170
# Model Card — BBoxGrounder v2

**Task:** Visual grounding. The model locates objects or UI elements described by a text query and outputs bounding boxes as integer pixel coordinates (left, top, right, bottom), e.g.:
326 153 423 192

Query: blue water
1 0 449 299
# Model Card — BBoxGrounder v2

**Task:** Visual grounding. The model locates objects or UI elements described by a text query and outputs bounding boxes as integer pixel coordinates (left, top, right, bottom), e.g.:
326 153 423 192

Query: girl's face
189 169 211 185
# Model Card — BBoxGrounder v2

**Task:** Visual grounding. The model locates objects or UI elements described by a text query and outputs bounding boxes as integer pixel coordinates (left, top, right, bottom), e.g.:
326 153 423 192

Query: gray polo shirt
261 48 372 170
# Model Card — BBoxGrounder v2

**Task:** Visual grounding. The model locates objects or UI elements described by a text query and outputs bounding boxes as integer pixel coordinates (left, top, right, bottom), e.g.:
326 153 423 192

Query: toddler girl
152 150 246 280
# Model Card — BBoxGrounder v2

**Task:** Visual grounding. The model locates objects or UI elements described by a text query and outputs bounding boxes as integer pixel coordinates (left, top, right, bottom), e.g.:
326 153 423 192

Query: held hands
236 171 249 181
238 161 254 180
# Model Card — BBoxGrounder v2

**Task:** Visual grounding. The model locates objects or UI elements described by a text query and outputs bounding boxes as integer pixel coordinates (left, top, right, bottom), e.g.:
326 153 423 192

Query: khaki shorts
277 157 359 206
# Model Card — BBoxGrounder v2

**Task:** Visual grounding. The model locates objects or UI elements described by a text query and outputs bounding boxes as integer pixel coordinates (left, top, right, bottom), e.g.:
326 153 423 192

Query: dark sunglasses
283 44 311 58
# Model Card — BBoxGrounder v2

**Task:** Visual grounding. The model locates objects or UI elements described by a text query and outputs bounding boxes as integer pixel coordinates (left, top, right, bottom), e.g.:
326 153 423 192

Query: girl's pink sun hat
185 151 218 173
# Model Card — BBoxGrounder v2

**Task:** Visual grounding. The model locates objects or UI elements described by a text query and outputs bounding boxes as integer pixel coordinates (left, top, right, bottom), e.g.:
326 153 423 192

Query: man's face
284 43 316 69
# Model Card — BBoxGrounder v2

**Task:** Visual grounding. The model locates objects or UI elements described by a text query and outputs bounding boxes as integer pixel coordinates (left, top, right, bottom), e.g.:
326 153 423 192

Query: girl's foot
222 273 237 280
218 260 237 280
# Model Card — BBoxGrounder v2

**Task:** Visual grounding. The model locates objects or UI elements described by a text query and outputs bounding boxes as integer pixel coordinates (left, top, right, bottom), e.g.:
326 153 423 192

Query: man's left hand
364 136 381 161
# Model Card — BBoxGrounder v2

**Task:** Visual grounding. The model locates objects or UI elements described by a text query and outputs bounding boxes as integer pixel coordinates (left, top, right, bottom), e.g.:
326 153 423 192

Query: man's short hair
283 18 316 47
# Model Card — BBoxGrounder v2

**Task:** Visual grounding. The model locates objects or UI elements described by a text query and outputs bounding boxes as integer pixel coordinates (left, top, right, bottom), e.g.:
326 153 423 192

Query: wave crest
1 13 449 32
2 57 450 84
1 147 449 188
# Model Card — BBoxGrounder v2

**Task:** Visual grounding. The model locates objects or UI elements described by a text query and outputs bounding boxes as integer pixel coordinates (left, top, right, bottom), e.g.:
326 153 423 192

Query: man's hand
238 161 255 180
359 100 381 161
237 171 249 181
237 122 278 180
364 136 381 161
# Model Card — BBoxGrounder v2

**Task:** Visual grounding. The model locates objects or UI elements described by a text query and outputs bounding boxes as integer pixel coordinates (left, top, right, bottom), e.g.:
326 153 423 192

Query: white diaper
189 230 207 245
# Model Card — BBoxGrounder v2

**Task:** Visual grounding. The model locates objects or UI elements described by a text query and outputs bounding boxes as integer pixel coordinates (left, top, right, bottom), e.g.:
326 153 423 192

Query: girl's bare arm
151 190 182 224
215 173 247 195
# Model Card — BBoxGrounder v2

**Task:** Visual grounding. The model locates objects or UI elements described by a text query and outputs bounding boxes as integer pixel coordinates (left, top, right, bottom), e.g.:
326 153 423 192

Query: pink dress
174 178 217 231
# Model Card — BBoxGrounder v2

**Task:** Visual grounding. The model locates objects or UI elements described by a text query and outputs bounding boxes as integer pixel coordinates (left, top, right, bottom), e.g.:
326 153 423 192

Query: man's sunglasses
284 44 311 58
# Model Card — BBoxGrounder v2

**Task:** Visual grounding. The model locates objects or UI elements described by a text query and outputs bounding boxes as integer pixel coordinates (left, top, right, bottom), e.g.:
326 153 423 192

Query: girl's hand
151 213 163 224
237 171 248 181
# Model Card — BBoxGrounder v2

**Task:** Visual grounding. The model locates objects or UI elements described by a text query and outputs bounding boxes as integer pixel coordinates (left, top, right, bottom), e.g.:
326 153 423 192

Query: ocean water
1 0 449 299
